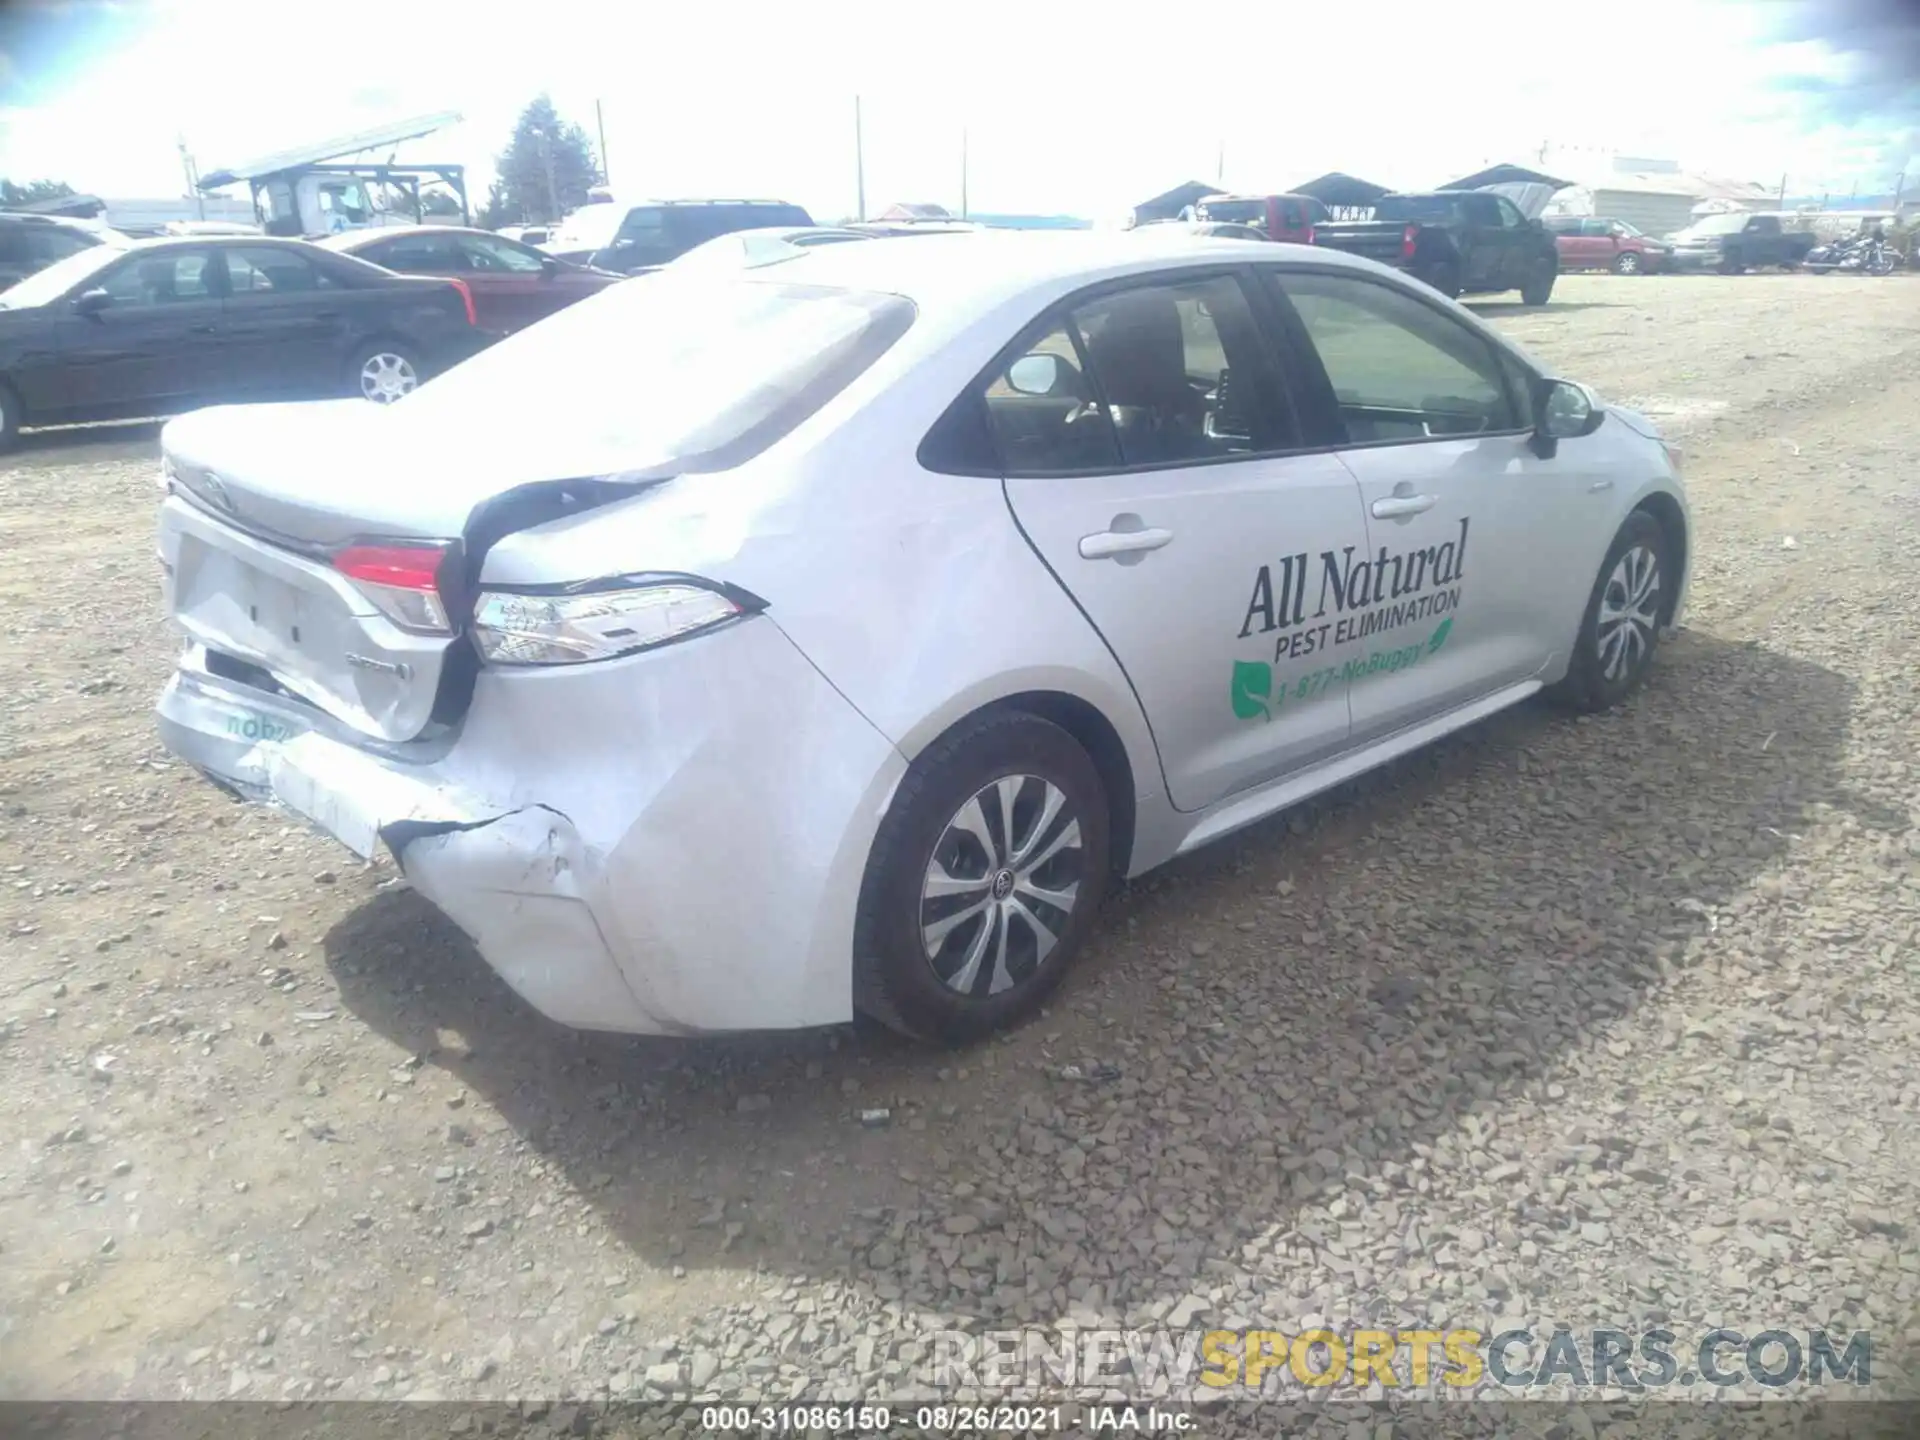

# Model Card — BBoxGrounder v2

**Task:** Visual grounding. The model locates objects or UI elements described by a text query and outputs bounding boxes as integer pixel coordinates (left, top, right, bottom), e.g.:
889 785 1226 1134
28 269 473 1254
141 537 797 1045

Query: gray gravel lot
2 274 1918 1428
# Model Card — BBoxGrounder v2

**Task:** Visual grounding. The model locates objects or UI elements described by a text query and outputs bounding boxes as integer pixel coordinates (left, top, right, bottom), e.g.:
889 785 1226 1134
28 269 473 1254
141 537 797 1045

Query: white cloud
0 0 1909 213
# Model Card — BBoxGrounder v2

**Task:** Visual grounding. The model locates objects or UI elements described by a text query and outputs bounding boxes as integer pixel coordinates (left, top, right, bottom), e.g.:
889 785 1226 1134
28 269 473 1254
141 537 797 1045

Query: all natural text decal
1239 517 1469 663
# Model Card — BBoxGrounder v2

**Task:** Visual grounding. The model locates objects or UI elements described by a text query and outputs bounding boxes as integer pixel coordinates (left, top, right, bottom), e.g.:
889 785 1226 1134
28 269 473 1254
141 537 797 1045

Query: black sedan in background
0 236 484 450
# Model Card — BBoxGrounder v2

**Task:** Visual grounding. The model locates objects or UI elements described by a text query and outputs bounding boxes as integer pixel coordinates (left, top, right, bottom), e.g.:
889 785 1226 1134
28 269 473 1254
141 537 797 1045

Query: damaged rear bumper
155 622 908 1036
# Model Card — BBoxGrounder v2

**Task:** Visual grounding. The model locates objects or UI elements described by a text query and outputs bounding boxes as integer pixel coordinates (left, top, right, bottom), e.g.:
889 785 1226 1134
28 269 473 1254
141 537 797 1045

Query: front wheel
1612 251 1643 275
854 711 1110 1044
349 342 423 404
1520 259 1556 306
1547 510 1671 713
0 380 19 454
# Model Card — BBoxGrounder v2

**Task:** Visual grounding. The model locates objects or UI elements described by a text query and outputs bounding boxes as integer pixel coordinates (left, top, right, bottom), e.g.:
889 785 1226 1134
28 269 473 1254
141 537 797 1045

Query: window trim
1252 263 1540 453
919 261 1311 480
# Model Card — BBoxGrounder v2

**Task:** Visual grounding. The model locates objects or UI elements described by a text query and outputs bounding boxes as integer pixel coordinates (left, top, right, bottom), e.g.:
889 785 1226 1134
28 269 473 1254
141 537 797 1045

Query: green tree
0 178 78 208
476 178 518 231
491 95 601 225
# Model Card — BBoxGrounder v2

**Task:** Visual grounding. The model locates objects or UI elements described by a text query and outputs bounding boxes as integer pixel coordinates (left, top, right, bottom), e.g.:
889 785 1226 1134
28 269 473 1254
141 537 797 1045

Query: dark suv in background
0 213 126 288
585 199 815 274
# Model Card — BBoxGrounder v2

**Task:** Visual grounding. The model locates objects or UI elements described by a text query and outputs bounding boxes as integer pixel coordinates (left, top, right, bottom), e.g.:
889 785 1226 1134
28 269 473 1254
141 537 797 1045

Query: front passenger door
1263 269 1597 743
996 270 1370 813
54 248 224 414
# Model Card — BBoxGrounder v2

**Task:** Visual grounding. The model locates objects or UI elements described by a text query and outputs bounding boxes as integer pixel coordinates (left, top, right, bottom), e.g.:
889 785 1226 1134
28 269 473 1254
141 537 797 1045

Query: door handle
1371 494 1437 519
188 324 218 335
1079 527 1173 560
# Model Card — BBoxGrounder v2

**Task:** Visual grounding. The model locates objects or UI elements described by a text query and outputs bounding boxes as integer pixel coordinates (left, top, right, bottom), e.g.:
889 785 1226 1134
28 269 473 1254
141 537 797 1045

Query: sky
0 0 1915 221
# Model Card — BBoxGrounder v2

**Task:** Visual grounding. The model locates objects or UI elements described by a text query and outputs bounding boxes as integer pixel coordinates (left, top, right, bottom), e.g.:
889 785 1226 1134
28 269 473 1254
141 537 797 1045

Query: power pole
854 95 866 222
1892 170 1906 211
1216 140 1224 185
960 127 969 219
596 100 610 188
177 136 204 219
1779 172 1789 209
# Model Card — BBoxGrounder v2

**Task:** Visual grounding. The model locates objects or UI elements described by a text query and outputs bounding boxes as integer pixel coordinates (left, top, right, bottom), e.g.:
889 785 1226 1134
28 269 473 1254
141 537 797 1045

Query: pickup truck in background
1192 192 1327 243
1310 190 1560 303
1665 212 1816 273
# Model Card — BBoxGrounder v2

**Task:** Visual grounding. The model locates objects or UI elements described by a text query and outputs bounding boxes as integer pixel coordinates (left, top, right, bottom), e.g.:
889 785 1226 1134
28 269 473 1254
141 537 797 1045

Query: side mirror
1530 378 1605 457
539 256 560 278
72 288 112 315
1006 353 1065 396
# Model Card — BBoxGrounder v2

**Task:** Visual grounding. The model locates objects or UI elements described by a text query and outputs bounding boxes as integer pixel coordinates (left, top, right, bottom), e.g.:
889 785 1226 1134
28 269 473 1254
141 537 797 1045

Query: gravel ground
3 274 1919 1431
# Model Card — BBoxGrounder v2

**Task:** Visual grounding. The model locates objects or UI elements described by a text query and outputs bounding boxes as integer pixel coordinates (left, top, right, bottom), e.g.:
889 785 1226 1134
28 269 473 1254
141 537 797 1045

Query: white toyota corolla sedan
153 232 1688 1043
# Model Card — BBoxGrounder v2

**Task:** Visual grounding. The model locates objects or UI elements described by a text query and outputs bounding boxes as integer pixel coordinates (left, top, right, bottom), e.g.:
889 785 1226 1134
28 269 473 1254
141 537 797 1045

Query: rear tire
1547 510 1672 713
1520 259 1557 305
348 341 423 404
1422 260 1462 300
0 380 19 454
853 711 1110 1045
1612 251 1642 275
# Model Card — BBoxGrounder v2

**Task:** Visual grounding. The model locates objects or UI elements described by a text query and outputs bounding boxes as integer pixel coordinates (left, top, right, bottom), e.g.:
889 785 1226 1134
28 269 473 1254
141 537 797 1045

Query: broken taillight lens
472 583 744 666
333 544 453 634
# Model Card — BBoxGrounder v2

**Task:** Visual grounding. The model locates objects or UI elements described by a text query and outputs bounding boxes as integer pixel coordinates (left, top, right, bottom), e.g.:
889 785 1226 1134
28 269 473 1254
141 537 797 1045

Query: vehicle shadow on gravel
322 627 1859 1319
1465 300 1620 317
9 421 163 467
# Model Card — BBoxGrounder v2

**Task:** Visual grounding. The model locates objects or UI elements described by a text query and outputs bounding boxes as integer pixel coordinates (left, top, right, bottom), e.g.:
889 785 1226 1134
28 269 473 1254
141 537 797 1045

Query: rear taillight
1303 225 1316 246
333 543 453 634
472 582 746 666
445 278 477 326
1401 224 1419 261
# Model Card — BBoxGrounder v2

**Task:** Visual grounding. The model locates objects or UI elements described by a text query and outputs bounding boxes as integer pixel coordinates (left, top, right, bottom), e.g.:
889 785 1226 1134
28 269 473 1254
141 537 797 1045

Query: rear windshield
1373 195 1459 223
0 242 123 307
1196 199 1264 225
396 276 916 473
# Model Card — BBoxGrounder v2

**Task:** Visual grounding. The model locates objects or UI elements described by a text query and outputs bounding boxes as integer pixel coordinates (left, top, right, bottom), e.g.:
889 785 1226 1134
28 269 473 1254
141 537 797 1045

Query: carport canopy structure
1288 172 1392 215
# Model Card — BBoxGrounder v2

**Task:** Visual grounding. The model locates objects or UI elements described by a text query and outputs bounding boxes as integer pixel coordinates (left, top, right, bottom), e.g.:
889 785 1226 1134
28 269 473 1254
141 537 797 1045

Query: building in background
1542 155 1775 234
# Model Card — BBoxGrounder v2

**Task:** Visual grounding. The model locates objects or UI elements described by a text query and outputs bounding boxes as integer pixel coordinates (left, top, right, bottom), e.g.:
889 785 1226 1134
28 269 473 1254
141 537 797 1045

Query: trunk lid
159 401 675 744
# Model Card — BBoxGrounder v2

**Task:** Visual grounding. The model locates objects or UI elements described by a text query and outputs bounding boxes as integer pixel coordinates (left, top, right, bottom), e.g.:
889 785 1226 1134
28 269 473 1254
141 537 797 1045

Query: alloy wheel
920 774 1083 998
359 352 418 404
1597 543 1661 682
1617 253 1641 274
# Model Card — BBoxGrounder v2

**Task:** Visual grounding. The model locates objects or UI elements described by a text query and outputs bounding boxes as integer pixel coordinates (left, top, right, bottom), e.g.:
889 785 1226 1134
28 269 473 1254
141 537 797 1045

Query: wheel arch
897 687 1144 879
1631 490 1689 625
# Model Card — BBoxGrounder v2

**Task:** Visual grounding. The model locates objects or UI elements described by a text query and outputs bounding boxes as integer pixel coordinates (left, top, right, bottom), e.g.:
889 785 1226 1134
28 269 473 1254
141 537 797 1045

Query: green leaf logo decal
1428 618 1454 654
1231 660 1273 721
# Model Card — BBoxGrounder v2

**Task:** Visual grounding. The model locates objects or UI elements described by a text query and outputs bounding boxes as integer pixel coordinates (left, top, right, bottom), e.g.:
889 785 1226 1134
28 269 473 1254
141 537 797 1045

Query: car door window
1493 197 1526 229
364 233 467 273
223 246 333 293
1068 274 1292 467
1460 194 1502 227
456 233 546 273
981 317 1121 473
27 227 97 265
1267 271 1520 442
94 251 215 307
1582 219 1612 237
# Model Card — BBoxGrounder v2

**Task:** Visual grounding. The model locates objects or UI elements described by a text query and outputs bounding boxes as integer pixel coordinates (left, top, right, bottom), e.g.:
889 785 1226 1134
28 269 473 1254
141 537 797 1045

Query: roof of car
316 225 485 247
733 228 1376 311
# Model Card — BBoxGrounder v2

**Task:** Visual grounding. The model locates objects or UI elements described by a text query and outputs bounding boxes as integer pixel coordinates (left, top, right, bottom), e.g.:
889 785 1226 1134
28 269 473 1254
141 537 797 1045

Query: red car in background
1193 192 1328 243
319 226 621 336
1544 216 1673 274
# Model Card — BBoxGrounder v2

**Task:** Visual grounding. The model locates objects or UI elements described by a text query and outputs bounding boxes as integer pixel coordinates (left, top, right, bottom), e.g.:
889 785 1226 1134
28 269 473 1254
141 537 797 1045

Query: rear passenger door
994 269 1370 812
216 246 355 399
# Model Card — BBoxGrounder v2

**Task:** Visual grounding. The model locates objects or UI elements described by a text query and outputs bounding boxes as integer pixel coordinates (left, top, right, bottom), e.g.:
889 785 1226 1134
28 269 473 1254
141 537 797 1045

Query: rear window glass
1197 199 1264 225
1373 195 1459 223
396 277 916 473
